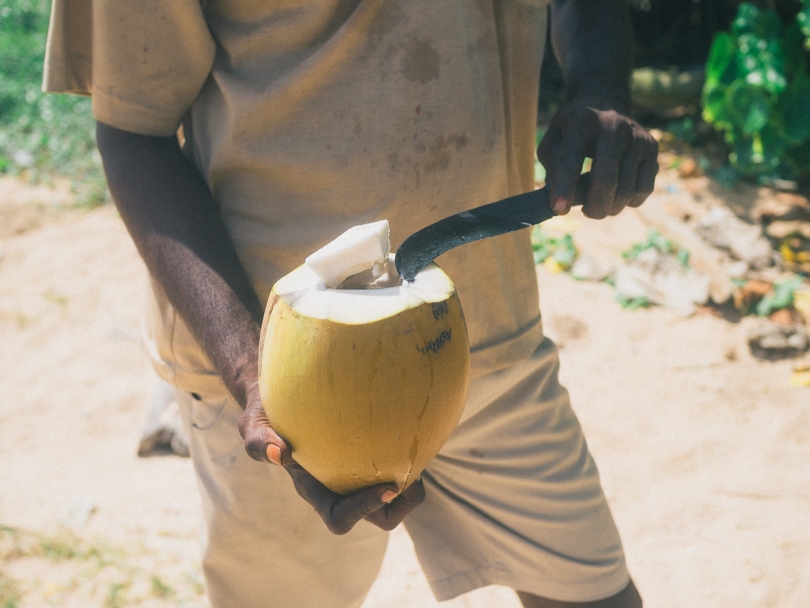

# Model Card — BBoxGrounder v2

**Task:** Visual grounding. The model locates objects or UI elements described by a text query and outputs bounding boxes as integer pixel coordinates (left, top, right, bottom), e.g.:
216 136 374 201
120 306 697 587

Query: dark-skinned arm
538 0 659 218
96 122 424 534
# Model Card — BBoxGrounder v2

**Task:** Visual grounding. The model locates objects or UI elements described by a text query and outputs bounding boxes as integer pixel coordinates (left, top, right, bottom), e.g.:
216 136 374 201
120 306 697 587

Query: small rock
765 220 810 240
697 206 774 267
725 260 749 279
768 307 803 327
678 157 702 178
13 150 35 169
746 318 809 359
569 253 612 282
613 248 710 316
60 497 98 530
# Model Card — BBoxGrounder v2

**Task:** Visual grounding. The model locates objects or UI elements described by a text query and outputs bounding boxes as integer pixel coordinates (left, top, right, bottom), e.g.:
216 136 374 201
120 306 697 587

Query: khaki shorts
176 338 629 607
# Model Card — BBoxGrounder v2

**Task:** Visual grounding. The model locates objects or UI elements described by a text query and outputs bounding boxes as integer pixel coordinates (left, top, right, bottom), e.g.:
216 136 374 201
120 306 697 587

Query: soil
1 163 809 608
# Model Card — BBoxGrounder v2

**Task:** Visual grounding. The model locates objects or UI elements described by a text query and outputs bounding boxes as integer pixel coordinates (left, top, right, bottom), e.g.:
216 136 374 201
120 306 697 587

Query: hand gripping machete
395 173 590 282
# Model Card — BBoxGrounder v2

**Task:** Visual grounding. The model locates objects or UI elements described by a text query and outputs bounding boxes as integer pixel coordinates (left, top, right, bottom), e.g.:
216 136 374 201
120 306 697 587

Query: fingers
285 460 421 535
238 386 426 534
538 102 659 219
537 114 589 216
364 478 427 531
587 119 659 218
633 152 658 208
237 393 289 466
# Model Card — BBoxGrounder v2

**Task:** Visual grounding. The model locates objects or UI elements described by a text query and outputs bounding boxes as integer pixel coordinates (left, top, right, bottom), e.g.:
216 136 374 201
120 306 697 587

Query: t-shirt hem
92 87 183 137
143 314 545 398
43 55 91 96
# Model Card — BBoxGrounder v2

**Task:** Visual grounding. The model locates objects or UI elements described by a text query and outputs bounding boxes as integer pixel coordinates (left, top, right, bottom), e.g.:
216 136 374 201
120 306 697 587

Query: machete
395 173 590 282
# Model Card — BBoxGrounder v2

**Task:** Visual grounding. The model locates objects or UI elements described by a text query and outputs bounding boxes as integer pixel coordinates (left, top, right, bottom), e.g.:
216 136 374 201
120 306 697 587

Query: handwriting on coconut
431 301 449 320
419 329 452 354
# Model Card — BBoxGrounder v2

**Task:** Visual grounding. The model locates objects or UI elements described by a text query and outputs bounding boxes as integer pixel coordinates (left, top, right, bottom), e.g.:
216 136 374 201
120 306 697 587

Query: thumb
238 397 289 466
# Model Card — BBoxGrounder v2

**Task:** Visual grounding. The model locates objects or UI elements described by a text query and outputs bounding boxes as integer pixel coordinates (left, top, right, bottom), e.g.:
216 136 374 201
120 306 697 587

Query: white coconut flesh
304 219 391 289
259 221 470 494
275 255 456 324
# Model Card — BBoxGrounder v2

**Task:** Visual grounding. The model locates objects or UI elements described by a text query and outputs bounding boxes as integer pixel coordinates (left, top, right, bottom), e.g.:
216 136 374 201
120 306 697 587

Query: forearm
96 122 264 409
550 0 634 112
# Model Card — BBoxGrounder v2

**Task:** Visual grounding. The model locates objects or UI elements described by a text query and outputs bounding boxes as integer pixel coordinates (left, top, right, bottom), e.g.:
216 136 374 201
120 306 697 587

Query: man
45 1 657 606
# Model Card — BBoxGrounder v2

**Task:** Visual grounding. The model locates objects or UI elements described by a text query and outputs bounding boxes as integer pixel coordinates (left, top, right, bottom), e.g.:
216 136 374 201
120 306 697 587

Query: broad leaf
777 75 810 144
727 82 772 135
732 3 782 40
701 82 732 127
705 32 738 85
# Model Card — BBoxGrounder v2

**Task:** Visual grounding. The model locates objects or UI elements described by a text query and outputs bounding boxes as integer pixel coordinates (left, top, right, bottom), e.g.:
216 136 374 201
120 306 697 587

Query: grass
0 0 107 206
0 525 204 607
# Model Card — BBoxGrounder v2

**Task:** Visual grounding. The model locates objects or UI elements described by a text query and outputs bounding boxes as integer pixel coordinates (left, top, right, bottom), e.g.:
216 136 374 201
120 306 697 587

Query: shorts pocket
181 390 244 464
188 391 228 431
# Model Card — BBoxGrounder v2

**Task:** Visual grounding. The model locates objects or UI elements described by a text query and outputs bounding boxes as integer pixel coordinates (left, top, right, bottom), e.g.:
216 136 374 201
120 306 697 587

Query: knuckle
237 406 262 437
408 481 427 503
615 119 632 139
583 205 608 220
378 520 399 532
590 174 617 198
327 518 355 535
243 437 267 462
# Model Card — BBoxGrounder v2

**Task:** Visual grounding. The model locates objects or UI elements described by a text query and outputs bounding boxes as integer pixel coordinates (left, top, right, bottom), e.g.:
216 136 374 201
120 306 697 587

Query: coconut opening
336 256 403 290
275 254 453 325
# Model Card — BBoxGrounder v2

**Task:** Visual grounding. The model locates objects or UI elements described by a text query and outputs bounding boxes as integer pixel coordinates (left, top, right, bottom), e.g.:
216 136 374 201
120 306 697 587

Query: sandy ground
1 168 809 608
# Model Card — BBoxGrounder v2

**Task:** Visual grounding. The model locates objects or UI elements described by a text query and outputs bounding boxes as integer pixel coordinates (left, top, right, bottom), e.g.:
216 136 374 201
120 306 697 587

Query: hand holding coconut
243 220 469 534
238 381 427 535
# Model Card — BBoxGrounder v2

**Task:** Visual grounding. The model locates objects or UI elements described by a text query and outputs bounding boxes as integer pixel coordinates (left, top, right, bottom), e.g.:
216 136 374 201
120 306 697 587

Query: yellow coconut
258 224 469 495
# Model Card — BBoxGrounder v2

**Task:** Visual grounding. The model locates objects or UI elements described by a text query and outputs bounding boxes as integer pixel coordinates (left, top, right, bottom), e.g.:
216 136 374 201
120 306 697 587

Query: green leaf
755 277 804 316
732 3 781 40
727 82 773 135
797 5 810 41
787 138 810 173
776 75 810 144
701 82 733 128
729 131 760 174
705 32 738 85
760 124 789 163
736 35 787 94
781 21 808 78
615 294 650 310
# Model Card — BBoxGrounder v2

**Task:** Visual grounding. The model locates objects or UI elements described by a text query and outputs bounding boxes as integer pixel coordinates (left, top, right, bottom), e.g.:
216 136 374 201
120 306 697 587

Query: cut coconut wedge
305 220 390 288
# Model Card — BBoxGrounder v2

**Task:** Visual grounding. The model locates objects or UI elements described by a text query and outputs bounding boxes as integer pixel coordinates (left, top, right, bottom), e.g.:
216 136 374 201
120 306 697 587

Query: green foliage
531 227 578 270
150 575 174 599
622 229 691 269
0 0 106 205
755 275 804 316
702 2 810 183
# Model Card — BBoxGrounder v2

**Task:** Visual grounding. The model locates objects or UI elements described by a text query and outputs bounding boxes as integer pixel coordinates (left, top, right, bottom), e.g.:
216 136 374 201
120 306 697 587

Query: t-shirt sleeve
43 0 216 137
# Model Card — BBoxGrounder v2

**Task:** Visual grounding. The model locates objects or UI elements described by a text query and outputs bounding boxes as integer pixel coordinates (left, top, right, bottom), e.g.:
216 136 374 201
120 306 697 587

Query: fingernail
553 197 569 215
381 489 398 503
266 444 282 466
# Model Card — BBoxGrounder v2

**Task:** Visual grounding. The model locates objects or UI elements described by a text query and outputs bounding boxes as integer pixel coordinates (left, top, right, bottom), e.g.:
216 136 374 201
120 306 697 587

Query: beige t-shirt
45 0 550 393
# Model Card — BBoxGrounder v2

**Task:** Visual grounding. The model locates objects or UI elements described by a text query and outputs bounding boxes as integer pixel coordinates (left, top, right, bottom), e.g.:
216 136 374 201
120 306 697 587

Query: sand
1 168 808 607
